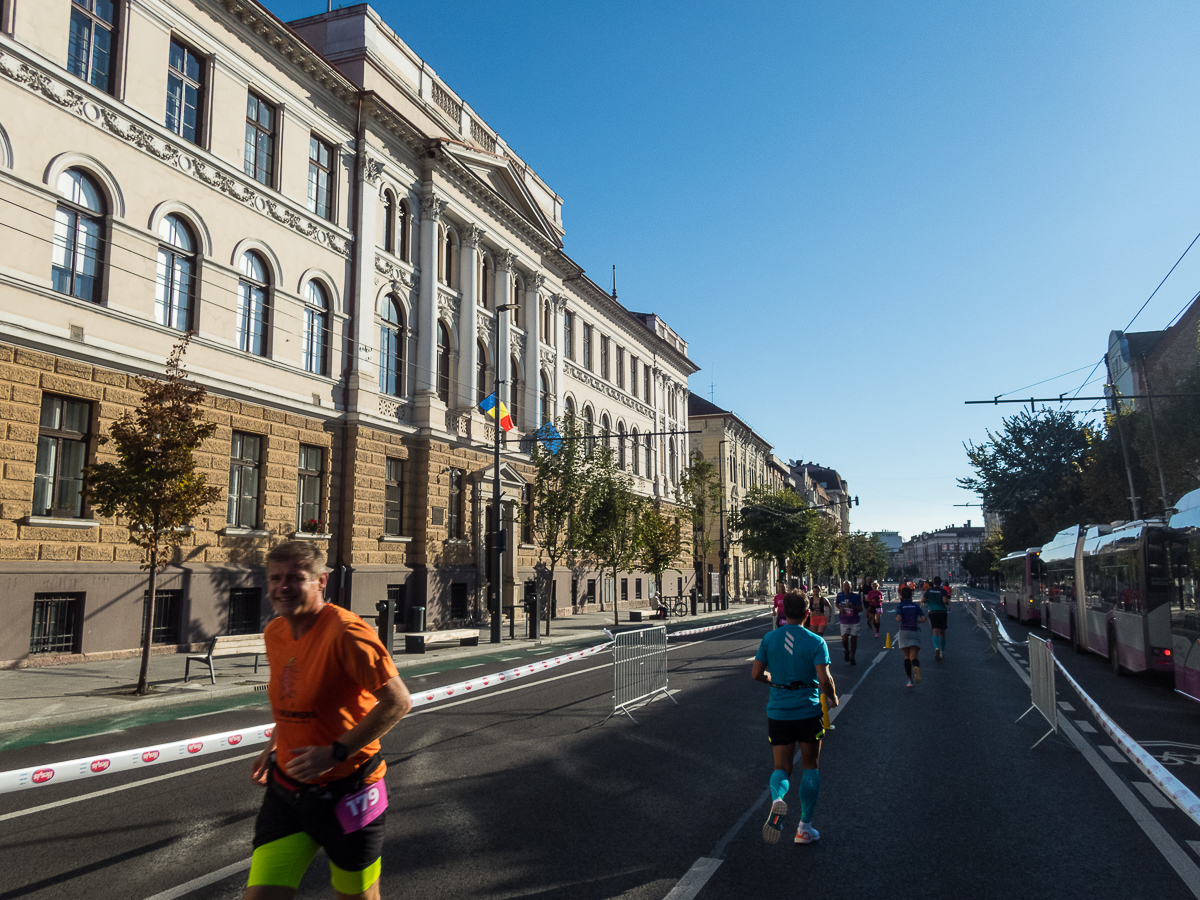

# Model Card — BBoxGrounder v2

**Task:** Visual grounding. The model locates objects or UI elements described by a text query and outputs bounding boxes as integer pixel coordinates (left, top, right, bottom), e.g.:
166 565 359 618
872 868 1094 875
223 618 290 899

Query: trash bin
408 606 426 634
689 587 698 617
523 582 538 639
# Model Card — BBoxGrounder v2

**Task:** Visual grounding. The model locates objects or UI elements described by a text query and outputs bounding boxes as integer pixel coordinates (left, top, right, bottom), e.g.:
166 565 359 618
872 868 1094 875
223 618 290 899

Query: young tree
578 448 645 626
847 533 889 581
528 417 591 636
731 486 815 581
84 336 222 695
638 501 683 598
676 457 721 594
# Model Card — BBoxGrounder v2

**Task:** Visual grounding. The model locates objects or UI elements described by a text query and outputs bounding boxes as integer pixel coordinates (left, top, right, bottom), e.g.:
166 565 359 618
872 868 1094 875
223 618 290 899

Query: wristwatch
331 741 349 762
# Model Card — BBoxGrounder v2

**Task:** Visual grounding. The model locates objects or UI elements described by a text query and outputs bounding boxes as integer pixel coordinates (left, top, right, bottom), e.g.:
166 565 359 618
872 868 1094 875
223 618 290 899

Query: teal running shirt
755 624 830 719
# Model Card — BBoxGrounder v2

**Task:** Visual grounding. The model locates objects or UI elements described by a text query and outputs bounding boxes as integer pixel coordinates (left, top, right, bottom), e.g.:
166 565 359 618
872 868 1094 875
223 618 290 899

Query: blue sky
276 0 1200 539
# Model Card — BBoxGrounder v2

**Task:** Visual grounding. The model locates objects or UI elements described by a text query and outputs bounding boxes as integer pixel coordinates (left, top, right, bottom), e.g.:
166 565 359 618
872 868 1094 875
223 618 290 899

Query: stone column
552 294 566 420
349 151 384 408
523 273 544 429
414 189 447 428
459 224 484 410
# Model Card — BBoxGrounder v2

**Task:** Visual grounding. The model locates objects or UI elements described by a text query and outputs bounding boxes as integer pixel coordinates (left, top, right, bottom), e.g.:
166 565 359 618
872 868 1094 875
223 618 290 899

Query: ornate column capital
528 272 547 293
462 222 485 250
552 293 568 312
495 249 518 273
420 189 448 222
364 156 385 185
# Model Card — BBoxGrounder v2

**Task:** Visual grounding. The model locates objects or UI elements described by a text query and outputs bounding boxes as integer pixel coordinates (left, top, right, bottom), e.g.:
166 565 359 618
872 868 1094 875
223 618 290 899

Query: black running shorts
928 611 948 630
767 715 825 746
253 776 387 874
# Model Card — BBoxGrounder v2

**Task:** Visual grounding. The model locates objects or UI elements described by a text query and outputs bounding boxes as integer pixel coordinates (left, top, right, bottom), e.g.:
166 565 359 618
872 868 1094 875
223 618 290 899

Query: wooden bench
185 634 266 684
404 628 480 654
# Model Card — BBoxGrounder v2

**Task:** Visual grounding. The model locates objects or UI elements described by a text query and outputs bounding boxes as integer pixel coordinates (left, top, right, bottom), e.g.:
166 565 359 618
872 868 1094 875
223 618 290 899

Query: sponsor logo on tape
228 734 242 746
31 768 54 784
187 742 203 754
142 750 160 763
90 759 110 773
264 727 273 738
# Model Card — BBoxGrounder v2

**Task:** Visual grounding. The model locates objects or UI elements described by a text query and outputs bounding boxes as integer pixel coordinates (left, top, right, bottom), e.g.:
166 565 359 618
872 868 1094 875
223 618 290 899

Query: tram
999 548 1043 624
1168 488 1200 701
1038 525 1085 646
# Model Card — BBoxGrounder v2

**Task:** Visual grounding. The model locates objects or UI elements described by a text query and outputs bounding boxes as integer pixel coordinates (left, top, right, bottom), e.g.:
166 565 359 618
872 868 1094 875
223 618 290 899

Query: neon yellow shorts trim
247 833 381 892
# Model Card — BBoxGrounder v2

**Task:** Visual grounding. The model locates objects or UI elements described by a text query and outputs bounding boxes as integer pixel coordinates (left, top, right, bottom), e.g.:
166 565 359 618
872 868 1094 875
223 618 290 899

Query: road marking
997 642 1200 897
1134 781 1176 809
1057 701 1076 712
1101 745 1129 764
1075 720 1098 733
47 727 124 744
176 712 224 721
459 664 484 669
662 857 722 900
0 750 260 822
1189 841 1200 860
141 858 251 900
500 657 520 661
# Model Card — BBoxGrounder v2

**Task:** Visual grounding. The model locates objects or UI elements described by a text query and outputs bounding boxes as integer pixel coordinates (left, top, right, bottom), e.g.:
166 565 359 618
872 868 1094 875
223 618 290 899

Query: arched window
542 300 552 342
631 427 640 475
440 227 455 288
539 372 551 424
476 340 489 402
398 199 410 261
52 169 106 303
236 251 269 356
379 296 405 396
437 322 451 402
154 214 195 331
669 438 677 484
583 406 594 455
601 413 611 451
510 356 522 429
479 255 491 309
510 274 522 326
302 281 329 376
382 191 395 252
565 396 575 421
618 423 627 469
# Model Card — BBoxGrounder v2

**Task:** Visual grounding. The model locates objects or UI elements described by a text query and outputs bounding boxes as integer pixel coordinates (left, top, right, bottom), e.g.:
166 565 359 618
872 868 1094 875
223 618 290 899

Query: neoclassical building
0 0 696 665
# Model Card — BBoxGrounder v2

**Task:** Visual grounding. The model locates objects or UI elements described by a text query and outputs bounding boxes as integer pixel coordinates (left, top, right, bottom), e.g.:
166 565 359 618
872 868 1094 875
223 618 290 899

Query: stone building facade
0 0 695 666
897 522 985 582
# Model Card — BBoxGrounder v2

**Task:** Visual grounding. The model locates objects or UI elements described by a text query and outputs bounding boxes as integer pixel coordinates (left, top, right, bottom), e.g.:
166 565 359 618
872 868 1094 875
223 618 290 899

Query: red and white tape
0 723 274 794
0 639 617 795
667 612 770 639
1055 658 1200 825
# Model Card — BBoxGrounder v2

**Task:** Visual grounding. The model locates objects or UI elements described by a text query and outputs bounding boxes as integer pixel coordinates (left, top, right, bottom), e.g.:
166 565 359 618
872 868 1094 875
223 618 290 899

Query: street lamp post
717 438 729 612
489 302 517 645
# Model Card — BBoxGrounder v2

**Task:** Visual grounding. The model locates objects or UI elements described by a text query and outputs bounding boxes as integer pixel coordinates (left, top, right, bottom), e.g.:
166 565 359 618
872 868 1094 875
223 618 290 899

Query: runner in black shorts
923 575 950 661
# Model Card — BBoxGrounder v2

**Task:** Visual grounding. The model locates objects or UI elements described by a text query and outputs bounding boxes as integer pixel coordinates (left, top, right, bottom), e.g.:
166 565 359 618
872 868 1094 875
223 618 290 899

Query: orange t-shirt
266 602 399 785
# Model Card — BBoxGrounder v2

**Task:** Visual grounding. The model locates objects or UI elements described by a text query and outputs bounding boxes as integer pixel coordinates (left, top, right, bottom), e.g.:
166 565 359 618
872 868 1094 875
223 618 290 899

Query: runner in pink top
865 582 884 638
773 581 788 627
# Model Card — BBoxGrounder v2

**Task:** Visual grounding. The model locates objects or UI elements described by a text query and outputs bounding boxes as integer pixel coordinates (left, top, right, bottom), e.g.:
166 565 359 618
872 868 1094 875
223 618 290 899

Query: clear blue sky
276 0 1200 539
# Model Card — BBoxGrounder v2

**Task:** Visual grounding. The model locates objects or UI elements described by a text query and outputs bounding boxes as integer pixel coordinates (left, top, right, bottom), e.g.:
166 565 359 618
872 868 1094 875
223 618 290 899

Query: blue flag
536 421 563 456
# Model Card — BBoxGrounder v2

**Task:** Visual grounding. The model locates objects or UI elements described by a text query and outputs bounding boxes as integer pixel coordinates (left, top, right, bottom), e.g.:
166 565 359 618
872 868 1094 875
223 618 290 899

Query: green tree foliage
529 417 592 636
802 515 843 585
577 447 645 626
732 486 816 577
961 527 1005 580
638 502 683 596
84 336 222 695
847 533 889 580
676 456 721 580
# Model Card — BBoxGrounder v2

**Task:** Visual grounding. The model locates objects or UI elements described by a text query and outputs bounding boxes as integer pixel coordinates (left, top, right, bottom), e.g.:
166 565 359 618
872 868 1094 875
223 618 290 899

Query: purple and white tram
999 548 1043 624
1168 488 1200 702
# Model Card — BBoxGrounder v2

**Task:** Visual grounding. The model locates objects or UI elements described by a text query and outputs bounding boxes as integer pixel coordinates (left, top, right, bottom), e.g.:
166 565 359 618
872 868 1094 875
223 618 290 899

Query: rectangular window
296 445 323 531
34 395 90 518
67 0 115 93
142 589 183 645
600 335 609 380
244 92 275 187
630 357 638 398
635 578 643 600
307 135 334 221
227 432 261 527
447 468 463 539
450 583 469 619
586 579 596 603
165 39 204 144
228 588 261 635
644 366 652 403
583 324 592 370
30 593 83 654
616 347 624 389
385 457 404 536
563 311 574 360
621 578 628 604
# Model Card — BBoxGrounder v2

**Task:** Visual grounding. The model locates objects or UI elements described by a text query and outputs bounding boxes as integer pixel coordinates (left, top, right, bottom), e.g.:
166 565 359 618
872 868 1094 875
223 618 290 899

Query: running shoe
906 680 913 688
762 798 787 844
914 667 921 684
874 631 879 638
935 649 942 661
794 824 820 844
850 658 857 666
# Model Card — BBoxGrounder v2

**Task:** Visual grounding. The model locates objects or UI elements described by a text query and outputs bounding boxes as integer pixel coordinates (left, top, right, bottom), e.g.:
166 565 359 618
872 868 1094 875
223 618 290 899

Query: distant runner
865 581 884 638
773 579 788 628
896 585 927 687
924 575 950 660
752 590 838 845
836 581 863 665
809 585 829 636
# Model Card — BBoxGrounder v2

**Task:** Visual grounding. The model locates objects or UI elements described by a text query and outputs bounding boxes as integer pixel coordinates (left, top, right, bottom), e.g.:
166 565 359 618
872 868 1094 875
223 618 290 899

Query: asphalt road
1 607 1199 899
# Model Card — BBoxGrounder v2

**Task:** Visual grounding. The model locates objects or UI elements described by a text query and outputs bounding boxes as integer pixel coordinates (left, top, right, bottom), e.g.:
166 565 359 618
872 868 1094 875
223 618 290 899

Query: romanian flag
478 393 515 432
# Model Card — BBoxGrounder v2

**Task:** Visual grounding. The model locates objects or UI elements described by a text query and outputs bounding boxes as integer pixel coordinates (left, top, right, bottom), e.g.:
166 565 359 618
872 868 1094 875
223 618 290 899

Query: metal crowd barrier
1017 634 1058 748
606 625 676 724
984 610 1000 658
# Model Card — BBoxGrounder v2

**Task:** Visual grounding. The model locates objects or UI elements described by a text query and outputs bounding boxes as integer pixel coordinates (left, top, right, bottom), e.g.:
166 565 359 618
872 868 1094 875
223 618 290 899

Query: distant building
1106 294 1199 412
790 462 851 534
899 522 985 581
876 531 903 553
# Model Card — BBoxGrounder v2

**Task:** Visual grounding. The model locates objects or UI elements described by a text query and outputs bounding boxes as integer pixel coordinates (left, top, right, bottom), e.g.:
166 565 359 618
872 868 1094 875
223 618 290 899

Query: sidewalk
0 601 767 735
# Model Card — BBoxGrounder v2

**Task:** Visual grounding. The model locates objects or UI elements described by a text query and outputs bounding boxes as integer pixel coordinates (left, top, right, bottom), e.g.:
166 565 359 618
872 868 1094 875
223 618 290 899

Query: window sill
445 538 469 545
519 543 537 550
291 531 332 540
379 535 412 544
219 527 270 538
21 516 100 530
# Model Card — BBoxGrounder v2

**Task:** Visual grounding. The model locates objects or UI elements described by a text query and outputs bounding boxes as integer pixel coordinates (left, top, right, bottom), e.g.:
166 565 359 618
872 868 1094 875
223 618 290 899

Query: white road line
1075 720 1098 734
458 664 484 669
1135 781 1176 809
47 727 124 744
1101 745 1129 764
661 858 722 900
141 858 251 900
997 642 1200 898
0 750 260 822
1189 841 1200 860
1057 701 1076 712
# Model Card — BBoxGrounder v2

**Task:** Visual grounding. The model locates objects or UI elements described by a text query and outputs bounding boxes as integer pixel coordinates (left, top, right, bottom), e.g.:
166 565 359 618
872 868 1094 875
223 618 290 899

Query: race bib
335 780 388 834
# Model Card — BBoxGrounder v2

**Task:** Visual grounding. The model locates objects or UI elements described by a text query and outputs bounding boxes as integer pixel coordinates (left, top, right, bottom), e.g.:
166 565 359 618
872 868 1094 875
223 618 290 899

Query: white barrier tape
993 614 1026 647
0 723 274 795
1054 657 1200 826
668 612 770 639
0 638 616 796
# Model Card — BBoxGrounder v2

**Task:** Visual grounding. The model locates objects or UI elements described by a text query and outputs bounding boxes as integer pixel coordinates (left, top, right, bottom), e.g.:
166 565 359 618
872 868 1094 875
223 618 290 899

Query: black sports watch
330 741 349 762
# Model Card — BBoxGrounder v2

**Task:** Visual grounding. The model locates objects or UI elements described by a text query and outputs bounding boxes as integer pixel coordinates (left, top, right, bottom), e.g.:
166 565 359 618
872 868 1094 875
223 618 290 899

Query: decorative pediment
444 146 560 244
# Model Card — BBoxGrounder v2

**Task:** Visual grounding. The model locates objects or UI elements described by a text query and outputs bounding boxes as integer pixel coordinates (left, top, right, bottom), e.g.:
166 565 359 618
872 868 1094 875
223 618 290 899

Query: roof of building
790 461 845 492
688 395 729 417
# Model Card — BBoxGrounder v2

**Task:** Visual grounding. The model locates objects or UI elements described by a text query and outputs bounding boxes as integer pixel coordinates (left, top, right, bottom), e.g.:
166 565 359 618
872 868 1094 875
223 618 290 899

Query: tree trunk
137 544 157 696
543 558 556 637
613 563 620 627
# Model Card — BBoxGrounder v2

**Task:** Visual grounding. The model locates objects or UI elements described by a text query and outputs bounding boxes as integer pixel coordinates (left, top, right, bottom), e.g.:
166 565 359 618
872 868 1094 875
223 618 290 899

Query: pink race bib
335 780 388 834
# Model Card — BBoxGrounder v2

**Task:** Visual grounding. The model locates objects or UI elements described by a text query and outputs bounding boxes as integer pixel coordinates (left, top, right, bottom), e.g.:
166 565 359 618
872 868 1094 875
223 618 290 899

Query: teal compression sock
769 769 789 802
799 769 820 822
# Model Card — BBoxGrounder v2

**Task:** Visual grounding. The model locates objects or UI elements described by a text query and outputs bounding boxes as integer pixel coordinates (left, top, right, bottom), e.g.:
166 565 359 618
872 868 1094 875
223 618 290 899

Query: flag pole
491 304 516 644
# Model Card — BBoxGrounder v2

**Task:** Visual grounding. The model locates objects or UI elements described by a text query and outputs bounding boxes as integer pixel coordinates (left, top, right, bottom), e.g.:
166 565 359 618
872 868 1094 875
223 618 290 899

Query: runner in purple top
836 581 863 665
895 585 927 687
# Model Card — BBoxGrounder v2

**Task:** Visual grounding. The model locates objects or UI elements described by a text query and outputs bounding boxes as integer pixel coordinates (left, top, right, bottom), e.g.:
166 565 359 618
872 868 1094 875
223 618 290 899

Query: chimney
966 519 971 527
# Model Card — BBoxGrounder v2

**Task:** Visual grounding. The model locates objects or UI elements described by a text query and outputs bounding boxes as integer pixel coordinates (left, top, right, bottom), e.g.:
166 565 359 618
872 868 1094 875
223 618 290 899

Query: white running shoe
762 798 787 844
794 823 820 844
